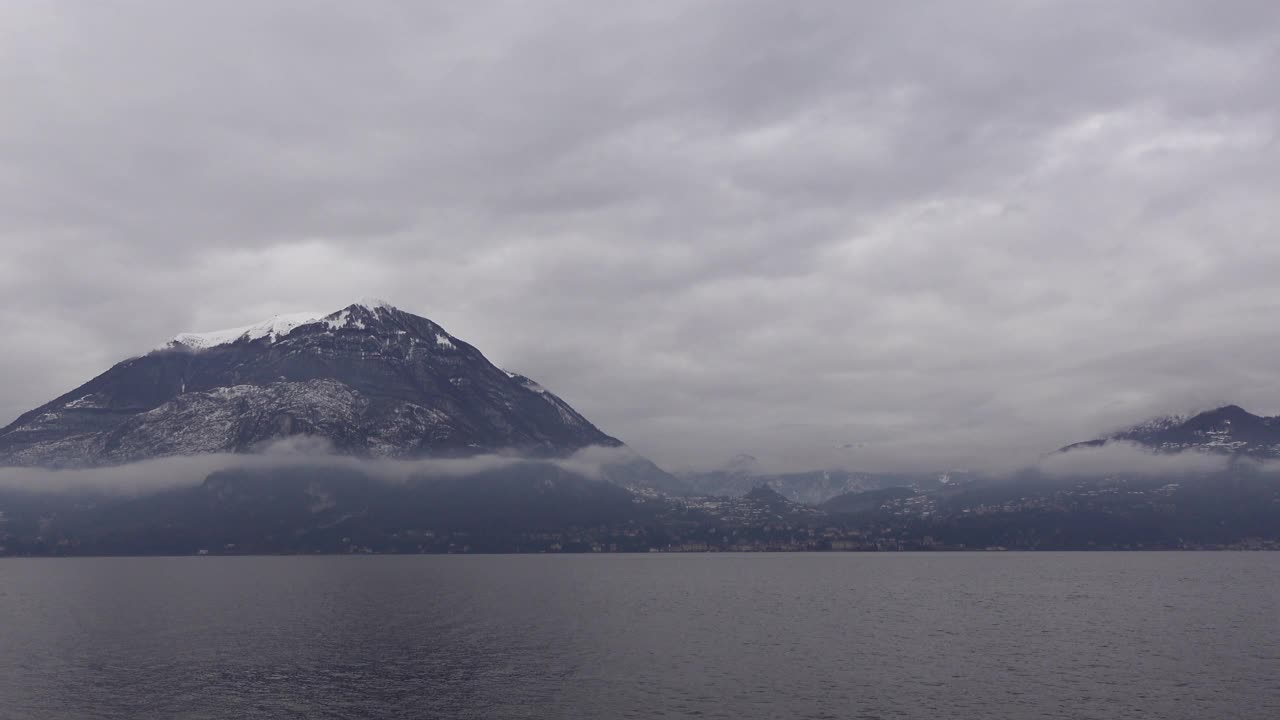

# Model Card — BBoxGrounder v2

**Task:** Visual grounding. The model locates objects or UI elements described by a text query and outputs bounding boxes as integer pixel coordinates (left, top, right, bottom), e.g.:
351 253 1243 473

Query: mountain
821 486 918 515
1060 405 1280 458
0 300 679 491
721 453 762 476
11 319 1280 555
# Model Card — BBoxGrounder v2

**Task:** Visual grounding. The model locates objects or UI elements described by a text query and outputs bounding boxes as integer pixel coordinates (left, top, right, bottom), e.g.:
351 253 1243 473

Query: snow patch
503 370 547 393
164 312 324 351
355 297 395 312
518 376 548 394
157 299 417 353
206 385 260 400
1119 414 1191 436
505 372 582 426
64 394 100 409
435 333 455 349
323 310 367 331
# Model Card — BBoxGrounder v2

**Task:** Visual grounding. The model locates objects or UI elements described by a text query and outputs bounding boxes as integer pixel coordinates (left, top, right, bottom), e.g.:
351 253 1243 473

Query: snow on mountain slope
0 302 674 490
1060 405 1280 458
165 311 325 350
162 300 406 351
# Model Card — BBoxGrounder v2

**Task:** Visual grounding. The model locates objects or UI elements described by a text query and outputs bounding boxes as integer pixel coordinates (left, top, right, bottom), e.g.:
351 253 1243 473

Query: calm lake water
1 553 1278 719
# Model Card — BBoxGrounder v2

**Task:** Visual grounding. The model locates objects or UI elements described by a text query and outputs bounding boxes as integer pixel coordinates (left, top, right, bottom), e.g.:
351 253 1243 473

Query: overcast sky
2 1 1278 473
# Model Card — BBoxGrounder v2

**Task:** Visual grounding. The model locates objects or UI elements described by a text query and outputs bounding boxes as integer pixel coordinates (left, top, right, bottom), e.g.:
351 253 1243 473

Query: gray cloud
0 438 640 495
1037 442 1231 478
2 1 1279 473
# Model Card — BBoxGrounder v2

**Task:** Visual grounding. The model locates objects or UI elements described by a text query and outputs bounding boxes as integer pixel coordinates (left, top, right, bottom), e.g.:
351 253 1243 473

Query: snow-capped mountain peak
1 301 644 472
354 297 396 312
161 300 420 352
164 311 325 351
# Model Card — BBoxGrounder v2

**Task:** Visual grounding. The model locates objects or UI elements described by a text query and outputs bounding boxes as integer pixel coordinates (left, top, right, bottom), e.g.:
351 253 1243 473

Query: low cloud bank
0 438 641 496
1038 441 1231 477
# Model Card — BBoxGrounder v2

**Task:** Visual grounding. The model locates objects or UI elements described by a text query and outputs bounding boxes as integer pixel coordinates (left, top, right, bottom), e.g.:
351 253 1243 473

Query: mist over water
2 553 1278 720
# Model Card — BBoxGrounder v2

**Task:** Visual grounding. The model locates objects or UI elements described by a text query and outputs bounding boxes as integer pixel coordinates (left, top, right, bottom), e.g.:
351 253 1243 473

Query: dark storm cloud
2 1 1278 472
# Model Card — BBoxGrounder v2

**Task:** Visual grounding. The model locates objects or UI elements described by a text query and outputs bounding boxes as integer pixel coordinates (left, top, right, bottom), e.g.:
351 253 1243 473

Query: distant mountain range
680 460 972 505
686 404 1280 504
2 306 1279 554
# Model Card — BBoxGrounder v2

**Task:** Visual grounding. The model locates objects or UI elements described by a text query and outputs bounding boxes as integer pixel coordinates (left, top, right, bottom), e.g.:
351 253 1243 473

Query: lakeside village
6 478 1280 556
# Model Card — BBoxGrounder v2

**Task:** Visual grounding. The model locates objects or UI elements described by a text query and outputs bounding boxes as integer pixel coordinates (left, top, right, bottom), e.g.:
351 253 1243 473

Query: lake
1 553 1277 719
